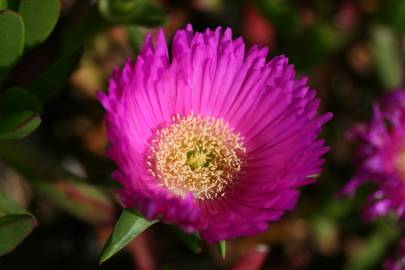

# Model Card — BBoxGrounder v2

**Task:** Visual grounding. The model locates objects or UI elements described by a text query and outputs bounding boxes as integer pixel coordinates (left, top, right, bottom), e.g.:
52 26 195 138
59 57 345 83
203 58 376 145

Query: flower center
148 114 246 200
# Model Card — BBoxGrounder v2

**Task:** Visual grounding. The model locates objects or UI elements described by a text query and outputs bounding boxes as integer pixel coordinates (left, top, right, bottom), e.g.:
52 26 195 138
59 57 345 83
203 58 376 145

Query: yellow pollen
148 113 246 200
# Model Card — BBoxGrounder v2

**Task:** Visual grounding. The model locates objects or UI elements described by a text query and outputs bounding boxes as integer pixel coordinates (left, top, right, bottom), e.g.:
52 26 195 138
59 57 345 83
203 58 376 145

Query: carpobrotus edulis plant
98 24 332 243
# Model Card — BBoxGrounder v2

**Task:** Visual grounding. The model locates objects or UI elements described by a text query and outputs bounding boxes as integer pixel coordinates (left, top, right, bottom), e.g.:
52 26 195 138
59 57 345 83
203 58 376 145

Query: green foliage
217 240 226 259
0 141 115 226
174 229 202 253
0 87 42 140
0 0 17 10
256 0 348 69
0 0 7 10
35 180 115 226
18 0 60 49
28 48 83 102
100 209 157 264
0 0 168 264
371 25 402 89
0 87 41 114
4 0 18 10
379 0 405 32
256 0 300 37
0 192 36 256
292 23 347 69
0 192 29 215
0 10 24 81
344 220 398 270
98 0 166 24
0 111 41 140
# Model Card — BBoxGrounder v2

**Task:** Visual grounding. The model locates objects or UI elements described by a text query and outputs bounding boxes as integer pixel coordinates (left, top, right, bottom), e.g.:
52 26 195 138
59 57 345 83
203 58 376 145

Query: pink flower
98 25 331 243
343 90 405 269
343 90 405 221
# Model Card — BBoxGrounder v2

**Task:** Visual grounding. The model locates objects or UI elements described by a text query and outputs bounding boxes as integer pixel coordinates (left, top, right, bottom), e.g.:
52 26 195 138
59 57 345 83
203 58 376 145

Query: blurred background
0 0 404 269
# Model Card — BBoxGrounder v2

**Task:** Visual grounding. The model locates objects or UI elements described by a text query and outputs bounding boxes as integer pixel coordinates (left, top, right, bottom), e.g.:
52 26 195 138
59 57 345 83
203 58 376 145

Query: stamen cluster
148 114 246 200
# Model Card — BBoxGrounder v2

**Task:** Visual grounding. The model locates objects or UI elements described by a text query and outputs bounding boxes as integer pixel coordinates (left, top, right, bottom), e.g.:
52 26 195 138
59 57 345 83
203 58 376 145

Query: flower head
343 90 405 221
98 25 331 243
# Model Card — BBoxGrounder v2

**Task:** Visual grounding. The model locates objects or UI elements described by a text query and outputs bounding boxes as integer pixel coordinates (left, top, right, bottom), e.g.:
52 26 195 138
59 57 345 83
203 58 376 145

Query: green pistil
186 149 209 170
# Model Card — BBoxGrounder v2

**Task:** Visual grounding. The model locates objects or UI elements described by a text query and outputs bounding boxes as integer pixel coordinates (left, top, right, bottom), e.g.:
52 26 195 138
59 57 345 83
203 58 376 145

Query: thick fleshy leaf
0 0 7 10
98 0 166 24
0 141 115 226
0 192 29 216
35 180 115 226
0 87 41 114
100 209 157 264
0 192 37 256
371 25 402 89
217 240 226 259
0 10 24 81
18 0 60 49
0 111 41 140
28 48 83 102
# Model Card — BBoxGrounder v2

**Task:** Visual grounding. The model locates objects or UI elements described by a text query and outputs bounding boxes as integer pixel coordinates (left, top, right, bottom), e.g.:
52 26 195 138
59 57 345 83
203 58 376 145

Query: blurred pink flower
343 90 405 221
343 89 405 269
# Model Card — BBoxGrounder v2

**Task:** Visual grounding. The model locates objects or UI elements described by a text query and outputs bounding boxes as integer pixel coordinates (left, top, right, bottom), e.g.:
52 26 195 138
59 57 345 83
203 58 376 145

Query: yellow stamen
148 113 246 200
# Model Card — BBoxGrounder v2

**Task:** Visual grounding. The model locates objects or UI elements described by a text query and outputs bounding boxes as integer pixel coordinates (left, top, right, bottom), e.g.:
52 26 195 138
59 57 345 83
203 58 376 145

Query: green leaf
174 228 202 253
35 180 115 226
344 220 398 270
0 111 41 140
100 209 157 264
0 192 37 256
217 240 226 259
0 0 7 10
98 0 166 24
98 0 140 22
371 25 402 89
0 10 24 81
0 141 115 226
0 192 29 217
0 215 36 256
18 0 60 49
28 48 83 102
0 87 41 114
